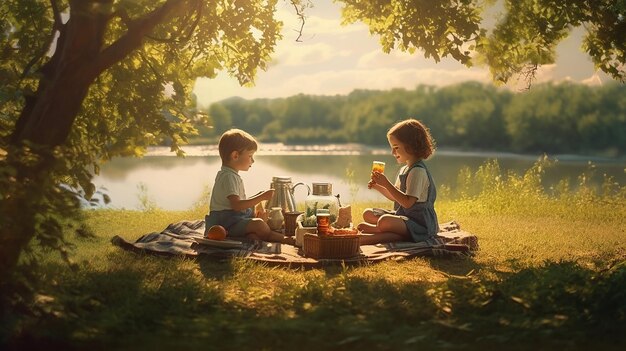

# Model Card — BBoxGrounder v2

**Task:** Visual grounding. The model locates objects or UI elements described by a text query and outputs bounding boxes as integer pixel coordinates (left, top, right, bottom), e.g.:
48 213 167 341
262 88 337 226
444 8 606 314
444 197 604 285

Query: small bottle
316 208 331 236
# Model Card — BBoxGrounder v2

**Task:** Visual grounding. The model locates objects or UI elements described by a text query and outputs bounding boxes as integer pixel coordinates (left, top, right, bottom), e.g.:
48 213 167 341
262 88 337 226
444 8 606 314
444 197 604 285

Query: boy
205 129 294 244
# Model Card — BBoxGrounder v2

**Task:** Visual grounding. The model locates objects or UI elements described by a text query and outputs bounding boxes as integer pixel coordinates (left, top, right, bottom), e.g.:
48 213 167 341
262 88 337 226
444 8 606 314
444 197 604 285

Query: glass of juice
316 208 331 236
372 161 385 174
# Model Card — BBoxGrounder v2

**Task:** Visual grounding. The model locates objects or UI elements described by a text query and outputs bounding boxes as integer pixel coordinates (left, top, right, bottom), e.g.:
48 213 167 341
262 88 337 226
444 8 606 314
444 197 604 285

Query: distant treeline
196 81 625 156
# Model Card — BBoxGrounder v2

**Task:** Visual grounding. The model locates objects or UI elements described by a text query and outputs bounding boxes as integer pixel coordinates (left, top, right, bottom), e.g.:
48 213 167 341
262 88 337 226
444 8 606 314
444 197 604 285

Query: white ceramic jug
267 207 284 231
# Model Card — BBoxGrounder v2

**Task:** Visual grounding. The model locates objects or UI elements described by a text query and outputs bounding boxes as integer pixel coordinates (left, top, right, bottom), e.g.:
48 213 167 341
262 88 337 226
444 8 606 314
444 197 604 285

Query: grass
3 159 626 350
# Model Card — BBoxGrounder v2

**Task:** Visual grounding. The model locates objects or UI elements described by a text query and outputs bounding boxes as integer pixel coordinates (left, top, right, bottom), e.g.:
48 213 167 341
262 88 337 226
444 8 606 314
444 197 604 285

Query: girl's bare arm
371 172 417 208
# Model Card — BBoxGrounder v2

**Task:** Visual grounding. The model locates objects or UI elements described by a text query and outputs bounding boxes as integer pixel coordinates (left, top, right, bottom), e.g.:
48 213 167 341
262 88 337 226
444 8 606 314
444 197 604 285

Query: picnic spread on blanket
111 177 478 266
111 220 478 266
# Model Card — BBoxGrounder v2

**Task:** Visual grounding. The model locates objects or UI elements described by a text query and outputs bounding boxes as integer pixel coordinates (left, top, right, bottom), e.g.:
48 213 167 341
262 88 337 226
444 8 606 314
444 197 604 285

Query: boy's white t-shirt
394 165 429 203
209 166 246 211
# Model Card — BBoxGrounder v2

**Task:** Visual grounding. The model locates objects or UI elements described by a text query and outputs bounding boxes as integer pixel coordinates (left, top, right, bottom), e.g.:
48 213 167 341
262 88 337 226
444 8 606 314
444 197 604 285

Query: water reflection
93 145 625 210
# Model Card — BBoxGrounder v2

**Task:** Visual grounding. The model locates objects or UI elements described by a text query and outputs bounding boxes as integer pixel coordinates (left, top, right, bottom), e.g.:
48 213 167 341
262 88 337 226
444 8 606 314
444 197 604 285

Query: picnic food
332 227 358 235
334 205 352 228
255 202 268 221
206 225 227 240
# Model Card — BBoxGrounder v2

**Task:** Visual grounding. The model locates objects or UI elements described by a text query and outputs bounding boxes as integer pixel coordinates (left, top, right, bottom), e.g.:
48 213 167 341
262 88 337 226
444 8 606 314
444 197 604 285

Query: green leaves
339 0 482 64
337 0 625 84
478 0 625 84
0 0 282 300
1 0 283 168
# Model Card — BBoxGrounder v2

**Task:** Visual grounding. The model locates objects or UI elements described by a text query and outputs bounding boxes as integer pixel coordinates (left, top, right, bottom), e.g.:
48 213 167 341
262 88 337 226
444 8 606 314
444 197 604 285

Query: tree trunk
0 0 185 288
0 1 110 288
11 1 109 146
0 157 52 288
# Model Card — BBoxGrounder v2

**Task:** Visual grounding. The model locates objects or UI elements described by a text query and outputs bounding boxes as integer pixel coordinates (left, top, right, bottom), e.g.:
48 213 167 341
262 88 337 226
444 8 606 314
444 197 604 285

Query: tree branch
180 1 202 43
290 0 307 42
516 63 538 91
111 7 132 27
87 0 187 79
19 0 64 80
138 50 163 81
50 0 62 29
145 0 202 44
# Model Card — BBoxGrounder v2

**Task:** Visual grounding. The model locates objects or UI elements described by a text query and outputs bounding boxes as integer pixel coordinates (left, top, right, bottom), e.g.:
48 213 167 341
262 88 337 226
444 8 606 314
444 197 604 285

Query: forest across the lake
194 81 625 157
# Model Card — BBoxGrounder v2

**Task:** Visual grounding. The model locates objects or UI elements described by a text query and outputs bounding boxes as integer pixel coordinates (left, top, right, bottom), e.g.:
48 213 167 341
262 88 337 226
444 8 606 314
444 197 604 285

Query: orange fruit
206 225 227 240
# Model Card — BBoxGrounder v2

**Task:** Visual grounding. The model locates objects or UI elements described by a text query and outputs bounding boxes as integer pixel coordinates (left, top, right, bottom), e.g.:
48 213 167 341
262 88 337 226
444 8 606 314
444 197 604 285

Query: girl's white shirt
394 165 429 203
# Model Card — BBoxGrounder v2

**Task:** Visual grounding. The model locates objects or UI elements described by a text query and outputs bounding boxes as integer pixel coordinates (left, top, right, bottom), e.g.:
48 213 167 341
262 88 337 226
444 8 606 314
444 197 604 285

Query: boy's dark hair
218 129 258 162
387 119 436 160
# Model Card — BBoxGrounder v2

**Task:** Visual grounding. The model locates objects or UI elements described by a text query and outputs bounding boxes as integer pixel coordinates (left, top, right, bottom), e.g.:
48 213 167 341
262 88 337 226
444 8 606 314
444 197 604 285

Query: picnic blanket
111 220 478 267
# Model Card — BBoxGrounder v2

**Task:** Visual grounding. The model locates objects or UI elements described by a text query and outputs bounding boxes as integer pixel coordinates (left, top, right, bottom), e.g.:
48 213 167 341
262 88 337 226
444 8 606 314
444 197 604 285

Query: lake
92 144 625 210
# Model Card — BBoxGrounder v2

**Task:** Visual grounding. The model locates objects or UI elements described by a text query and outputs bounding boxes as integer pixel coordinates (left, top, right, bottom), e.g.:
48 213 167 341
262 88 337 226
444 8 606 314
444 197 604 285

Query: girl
357 119 439 245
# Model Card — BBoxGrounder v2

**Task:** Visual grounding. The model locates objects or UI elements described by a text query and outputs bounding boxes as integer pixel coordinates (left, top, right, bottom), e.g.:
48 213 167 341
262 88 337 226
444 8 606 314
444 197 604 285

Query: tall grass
3 158 625 350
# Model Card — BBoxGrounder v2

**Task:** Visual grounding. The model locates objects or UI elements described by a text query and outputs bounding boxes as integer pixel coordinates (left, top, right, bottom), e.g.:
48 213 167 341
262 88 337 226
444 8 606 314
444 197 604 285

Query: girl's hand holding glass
370 171 391 189
370 161 386 189
372 161 385 174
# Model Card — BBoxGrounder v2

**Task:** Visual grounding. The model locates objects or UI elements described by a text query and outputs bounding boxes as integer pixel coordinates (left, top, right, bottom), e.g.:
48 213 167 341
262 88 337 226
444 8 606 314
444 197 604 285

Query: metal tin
312 182 332 196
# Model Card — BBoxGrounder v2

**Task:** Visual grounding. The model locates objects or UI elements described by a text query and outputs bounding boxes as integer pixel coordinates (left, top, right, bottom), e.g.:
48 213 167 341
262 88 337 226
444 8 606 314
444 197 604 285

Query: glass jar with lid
303 182 340 227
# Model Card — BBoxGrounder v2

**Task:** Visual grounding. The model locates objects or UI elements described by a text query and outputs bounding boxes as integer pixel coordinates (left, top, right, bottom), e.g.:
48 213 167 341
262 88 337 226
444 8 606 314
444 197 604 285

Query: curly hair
218 129 258 162
387 119 436 160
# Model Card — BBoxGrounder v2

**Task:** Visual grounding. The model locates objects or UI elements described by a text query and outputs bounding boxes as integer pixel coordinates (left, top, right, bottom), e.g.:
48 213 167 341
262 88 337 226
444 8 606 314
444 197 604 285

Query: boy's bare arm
228 190 274 211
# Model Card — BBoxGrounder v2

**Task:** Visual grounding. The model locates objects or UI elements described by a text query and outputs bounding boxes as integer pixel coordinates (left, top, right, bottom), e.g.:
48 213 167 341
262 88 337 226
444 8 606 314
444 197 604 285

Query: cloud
193 75 251 106
357 50 414 69
501 64 558 90
276 3 367 41
305 14 367 36
255 67 491 98
274 42 350 66
534 64 558 83
268 5 366 67
193 66 490 106
581 72 603 86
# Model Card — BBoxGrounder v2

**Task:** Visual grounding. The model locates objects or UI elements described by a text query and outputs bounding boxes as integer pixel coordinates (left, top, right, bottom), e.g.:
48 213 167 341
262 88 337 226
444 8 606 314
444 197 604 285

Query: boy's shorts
205 208 254 239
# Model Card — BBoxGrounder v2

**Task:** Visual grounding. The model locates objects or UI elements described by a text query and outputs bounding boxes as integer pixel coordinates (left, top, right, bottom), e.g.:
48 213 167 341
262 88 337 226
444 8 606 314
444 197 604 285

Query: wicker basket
303 233 360 259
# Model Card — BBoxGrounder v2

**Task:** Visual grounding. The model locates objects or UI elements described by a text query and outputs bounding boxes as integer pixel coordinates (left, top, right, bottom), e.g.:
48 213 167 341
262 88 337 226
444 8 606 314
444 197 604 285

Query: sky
193 0 609 108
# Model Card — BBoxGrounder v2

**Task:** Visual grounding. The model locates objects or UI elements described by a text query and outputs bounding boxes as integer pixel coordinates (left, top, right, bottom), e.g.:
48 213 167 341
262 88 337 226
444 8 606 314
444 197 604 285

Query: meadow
3 159 626 350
